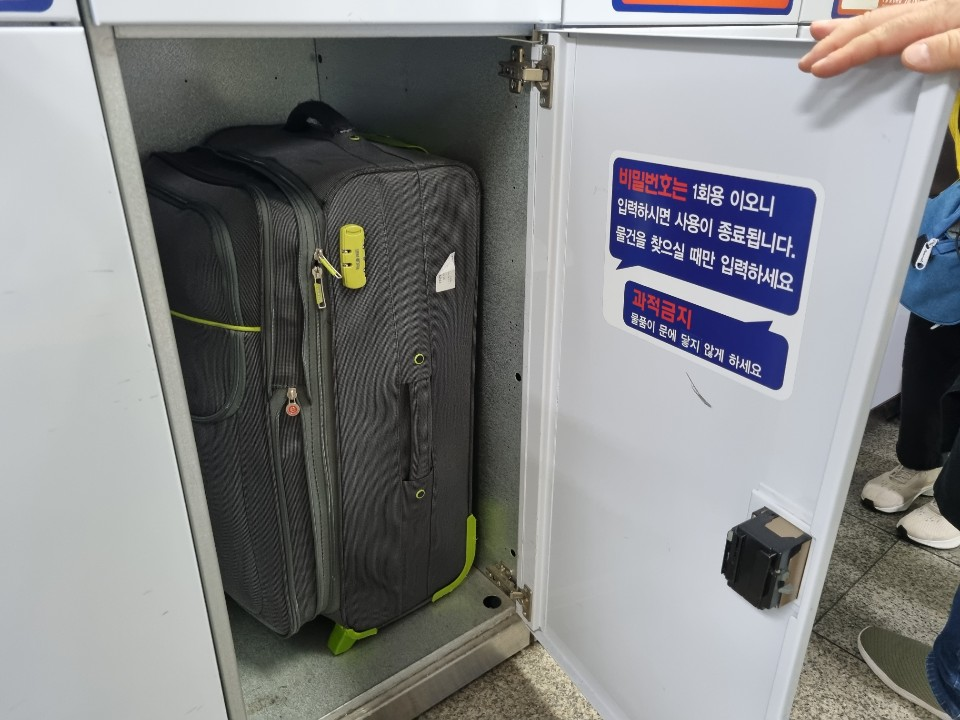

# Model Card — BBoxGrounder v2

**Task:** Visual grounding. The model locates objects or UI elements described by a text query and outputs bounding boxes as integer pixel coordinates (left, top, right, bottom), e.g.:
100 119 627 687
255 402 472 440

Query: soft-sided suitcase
144 101 481 653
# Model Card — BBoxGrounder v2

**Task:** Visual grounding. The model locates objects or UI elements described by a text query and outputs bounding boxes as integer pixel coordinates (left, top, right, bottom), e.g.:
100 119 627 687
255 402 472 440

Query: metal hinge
485 561 532 621
498 31 554 110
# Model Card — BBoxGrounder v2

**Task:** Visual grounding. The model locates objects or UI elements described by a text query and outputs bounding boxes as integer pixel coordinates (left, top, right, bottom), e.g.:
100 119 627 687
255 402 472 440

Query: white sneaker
897 501 960 550
861 465 939 513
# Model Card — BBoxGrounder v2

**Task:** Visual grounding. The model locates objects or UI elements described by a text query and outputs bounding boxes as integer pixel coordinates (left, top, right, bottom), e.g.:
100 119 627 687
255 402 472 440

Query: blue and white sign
623 281 789 391
0 0 54 10
603 153 823 398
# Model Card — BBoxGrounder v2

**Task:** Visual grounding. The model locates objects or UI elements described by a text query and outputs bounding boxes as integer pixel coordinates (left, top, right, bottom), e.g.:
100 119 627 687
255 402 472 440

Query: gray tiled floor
421 411 958 720
791 412 958 720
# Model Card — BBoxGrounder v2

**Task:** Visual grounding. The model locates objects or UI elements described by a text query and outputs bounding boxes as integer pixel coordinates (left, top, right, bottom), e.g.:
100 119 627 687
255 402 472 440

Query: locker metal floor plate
230 569 525 719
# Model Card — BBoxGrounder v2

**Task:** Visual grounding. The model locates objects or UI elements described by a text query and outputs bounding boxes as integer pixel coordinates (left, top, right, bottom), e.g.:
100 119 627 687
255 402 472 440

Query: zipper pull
285 387 302 417
312 266 326 309
916 237 938 270
314 248 343 279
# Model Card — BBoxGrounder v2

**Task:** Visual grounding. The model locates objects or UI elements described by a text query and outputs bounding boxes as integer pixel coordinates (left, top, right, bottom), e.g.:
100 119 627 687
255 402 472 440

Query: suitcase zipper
270 385 304 629
285 387 302 416
210 149 340 616
311 248 343 309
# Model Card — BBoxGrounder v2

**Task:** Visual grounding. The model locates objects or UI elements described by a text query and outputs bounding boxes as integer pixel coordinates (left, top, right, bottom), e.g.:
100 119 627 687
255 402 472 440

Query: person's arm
798 0 960 77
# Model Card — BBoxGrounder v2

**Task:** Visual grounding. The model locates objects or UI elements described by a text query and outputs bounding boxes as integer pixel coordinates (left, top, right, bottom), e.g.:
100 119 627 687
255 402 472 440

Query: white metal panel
0 27 227 720
88 0 559 28
563 0 800 26
0 0 78 22
871 305 908 407
523 31 952 720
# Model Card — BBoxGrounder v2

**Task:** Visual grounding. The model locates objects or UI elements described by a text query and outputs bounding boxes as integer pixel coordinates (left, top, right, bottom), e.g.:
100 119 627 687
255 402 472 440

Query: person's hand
798 0 960 77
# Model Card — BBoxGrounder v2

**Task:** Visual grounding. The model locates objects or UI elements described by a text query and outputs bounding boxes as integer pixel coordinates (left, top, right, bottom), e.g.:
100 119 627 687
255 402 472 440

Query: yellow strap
171 310 261 333
951 92 960 177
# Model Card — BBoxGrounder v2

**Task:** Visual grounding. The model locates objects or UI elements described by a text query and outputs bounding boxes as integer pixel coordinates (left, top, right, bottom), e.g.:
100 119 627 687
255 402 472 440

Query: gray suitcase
144 101 480 653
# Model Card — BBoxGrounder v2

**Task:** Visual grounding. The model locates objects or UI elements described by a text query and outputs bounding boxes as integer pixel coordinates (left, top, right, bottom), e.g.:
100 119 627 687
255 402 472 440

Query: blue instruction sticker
623 281 788 391
610 156 817 315
603 153 822 398
0 0 54 10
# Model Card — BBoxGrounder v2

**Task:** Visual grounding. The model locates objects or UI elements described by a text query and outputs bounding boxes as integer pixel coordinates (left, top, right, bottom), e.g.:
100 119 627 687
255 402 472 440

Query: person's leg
898 314 960 469
857 436 960 719
934 420 960 539
864 315 960 513
928 585 960 717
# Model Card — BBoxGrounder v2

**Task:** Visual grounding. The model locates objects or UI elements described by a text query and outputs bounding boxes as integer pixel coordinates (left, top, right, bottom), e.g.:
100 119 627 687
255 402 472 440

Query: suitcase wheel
328 624 378 656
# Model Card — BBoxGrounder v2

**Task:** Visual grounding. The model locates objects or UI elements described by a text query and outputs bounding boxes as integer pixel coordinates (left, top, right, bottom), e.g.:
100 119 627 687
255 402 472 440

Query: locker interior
112 34 534 719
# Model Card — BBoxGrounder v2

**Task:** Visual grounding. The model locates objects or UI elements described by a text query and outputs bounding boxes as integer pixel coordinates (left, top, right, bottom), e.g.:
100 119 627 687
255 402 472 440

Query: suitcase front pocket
171 318 250 423
148 183 259 422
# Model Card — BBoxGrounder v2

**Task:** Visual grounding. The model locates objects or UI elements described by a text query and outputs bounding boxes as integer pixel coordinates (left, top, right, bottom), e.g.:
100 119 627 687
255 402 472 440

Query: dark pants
901 314 960 718
897 313 960 472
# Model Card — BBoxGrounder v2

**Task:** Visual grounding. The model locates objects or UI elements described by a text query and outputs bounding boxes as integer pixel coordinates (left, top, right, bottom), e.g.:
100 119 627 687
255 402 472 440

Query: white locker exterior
0 4 229 720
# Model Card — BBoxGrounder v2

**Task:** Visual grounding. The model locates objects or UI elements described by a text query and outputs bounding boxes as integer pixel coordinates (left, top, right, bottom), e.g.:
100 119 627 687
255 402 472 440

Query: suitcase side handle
407 377 434 481
285 100 354 135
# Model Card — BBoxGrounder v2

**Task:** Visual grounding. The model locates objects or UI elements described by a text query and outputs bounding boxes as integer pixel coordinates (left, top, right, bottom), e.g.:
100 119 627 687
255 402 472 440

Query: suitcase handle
407 378 434 481
285 100 354 134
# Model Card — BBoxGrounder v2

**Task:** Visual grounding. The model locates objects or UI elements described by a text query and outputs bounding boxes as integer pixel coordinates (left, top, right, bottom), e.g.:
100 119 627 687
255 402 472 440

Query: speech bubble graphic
622 281 789 390
609 157 817 316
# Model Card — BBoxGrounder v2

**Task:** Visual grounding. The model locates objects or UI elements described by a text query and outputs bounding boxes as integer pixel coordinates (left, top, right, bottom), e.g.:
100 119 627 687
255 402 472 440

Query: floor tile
814 542 959 657
839 412 960 569
791 633 936 720
419 643 602 720
817 514 897 620
917 538 960 568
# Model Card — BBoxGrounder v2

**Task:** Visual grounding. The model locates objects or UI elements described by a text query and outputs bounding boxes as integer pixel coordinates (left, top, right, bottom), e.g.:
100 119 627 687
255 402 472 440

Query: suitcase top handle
285 100 354 135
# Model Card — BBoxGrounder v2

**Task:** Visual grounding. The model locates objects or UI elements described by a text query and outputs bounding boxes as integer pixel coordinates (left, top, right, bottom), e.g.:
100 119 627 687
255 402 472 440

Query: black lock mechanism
721 507 812 610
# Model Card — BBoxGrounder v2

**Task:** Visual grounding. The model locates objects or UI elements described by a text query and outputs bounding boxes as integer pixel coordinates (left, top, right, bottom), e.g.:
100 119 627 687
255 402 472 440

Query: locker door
519 31 953 719
0 26 228 720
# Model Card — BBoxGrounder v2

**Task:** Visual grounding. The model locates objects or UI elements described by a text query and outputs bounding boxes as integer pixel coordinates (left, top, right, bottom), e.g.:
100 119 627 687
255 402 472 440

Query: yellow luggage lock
339 224 367 289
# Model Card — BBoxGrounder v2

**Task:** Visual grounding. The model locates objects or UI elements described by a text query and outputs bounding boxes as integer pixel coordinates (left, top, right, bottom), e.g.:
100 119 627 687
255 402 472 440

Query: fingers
809 19 844 41
799 3 920 72
902 28 960 71
798 2 927 74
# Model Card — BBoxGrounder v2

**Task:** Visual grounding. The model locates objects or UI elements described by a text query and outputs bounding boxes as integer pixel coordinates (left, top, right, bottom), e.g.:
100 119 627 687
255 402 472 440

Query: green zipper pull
312 266 326 308
314 248 343 279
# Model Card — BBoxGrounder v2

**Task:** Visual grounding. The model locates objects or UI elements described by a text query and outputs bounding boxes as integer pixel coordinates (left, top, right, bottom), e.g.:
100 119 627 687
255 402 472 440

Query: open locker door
518 30 956 720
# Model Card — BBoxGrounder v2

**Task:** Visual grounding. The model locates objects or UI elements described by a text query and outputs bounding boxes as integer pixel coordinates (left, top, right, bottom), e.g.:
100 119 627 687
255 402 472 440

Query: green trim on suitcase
328 624 378 655
171 310 261 333
432 514 477 603
359 132 429 154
